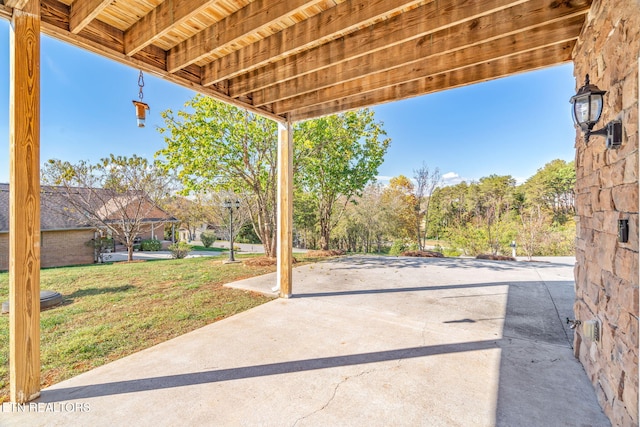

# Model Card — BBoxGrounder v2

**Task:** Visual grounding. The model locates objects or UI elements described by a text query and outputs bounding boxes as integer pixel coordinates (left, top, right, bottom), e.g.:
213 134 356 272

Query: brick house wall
572 1 639 425
0 229 95 271
137 223 166 241
0 233 7 271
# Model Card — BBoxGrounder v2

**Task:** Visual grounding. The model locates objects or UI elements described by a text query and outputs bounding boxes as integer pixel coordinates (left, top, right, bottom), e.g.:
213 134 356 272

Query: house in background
0 184 180 270
94 192 180 244
0 183 95 270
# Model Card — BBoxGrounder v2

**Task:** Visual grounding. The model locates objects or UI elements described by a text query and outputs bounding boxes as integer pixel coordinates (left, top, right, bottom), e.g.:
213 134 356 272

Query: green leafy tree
469 175 517 254
523 159 575 223
294 109 390 250
162 194 213 242
293 189 319 249
381 175 417 241
156 96 279 256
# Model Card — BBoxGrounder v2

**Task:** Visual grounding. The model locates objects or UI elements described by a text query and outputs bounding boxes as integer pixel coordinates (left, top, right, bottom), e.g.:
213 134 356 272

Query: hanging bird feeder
132 70 150 127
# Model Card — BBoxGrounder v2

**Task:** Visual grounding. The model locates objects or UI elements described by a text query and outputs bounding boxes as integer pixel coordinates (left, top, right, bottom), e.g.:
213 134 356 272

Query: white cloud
441 172 465 186
514 176 527 185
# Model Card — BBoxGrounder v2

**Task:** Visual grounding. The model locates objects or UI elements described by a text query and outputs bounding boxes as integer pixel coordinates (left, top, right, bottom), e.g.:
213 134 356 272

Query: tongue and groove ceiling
0 0 592 122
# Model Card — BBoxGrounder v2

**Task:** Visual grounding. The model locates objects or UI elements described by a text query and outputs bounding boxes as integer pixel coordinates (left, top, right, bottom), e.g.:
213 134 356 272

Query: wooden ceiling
1 0 592 122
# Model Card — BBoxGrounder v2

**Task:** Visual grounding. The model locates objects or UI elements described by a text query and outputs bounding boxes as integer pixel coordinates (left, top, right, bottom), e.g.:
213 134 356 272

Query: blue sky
0 19 578 186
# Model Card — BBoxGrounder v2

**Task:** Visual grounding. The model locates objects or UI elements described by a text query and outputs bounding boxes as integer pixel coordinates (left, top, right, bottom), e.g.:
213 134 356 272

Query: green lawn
189 245 226 252
0 255 285 403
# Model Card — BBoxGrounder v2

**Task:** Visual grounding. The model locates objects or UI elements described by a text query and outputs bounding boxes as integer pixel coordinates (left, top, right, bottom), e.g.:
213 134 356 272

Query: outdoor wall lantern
132 70 150 128
570 74 622 148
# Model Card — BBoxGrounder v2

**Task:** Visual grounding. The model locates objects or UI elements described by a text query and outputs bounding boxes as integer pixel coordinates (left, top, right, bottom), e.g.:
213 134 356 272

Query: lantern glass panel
572 94 603 129
588 94 603 123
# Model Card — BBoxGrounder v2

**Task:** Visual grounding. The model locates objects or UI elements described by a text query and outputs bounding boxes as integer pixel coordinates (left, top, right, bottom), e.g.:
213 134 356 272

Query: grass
0 254 300 403
189 245 226 252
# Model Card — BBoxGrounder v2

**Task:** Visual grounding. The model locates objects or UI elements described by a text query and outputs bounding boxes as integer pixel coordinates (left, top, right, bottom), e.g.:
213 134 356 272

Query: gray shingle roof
0 183 94 232
0 184 178 232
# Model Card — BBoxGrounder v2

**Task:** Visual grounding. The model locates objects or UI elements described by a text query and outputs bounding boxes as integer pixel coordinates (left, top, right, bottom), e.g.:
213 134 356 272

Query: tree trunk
319 220 330 250
127 244 134 261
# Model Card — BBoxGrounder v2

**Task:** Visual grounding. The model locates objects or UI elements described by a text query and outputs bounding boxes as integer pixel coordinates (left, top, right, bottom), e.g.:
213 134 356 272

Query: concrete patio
1 256 609 426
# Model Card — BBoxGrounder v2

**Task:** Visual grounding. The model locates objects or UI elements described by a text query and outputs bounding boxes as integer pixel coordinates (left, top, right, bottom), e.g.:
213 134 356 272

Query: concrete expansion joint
534 268 573 347
501 333 573 350
291 368 375 426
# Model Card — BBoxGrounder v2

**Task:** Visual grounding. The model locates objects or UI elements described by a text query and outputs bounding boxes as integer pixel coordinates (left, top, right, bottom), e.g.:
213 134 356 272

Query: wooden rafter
69 0 111 34
0 0 593 122
272 17 584 114
166 0 325 73
201 0 425 86
4 0 28 9
290 40 576 121
124 0 218 56
233 0 590 100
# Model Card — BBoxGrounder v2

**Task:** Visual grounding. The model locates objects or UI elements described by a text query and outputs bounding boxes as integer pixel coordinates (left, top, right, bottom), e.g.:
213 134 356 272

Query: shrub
140 239 162 251
389 240 407 256
168 242 192 259
200 231 216 248
443 247 462 257
86 237 114 263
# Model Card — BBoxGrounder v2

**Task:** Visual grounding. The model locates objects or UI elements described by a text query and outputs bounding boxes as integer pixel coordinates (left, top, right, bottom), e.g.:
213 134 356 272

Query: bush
389 240 407 256
140 239 162 251
168 242 192 259
235 222 261 243
200 232 217 248
443 247 462 257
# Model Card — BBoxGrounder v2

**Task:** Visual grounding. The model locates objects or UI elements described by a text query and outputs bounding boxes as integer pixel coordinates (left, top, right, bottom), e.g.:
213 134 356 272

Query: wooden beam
273 17 584 113
277 119 294 298
167 0 323 73
124 0 216 56
1 3 12 20
37 0 285 122
290 41 575 121
240 0 590 101
201 0 424 86
252 14 584 106
69 0 111 34
5 0 29 9
9 0 41 404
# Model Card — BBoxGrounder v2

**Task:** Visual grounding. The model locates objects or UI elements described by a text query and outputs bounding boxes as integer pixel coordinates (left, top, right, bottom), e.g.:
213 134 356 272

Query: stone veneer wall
572 1 639 425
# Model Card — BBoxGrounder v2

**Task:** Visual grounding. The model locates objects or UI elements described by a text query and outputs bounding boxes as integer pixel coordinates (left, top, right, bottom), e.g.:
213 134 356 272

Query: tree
294 109 390 250
42 155 173 261
332 183 386 253
518 204 549 260
469 175 517 254
162 194 213 241
523 159 575 223
413 163 441 250
157 96 279 256
206 191 252 245
381 175 417 241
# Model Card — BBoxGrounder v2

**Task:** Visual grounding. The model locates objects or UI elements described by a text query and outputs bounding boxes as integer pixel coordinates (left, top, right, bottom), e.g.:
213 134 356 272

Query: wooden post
9 0 41 403
276 119 293 297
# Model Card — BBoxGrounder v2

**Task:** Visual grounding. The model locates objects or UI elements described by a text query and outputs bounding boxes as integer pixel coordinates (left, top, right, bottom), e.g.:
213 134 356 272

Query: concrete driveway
0 256 609 426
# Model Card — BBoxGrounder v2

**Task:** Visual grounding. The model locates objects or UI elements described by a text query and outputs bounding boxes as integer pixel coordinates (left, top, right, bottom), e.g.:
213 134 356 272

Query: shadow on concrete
27 257 607 426
38 340 500 401
326 255 575 271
